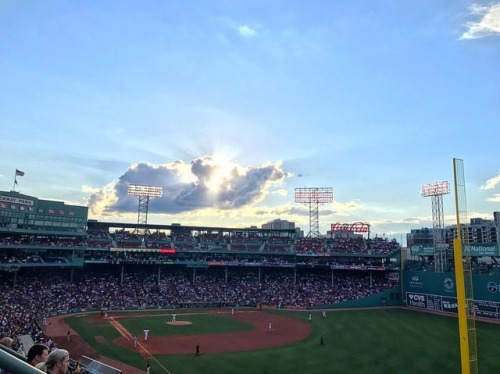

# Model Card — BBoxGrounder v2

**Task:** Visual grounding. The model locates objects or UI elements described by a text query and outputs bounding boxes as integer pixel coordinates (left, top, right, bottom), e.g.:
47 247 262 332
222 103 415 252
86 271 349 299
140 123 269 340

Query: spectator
36 349 70 374
27 343 49 367
0 337 13 348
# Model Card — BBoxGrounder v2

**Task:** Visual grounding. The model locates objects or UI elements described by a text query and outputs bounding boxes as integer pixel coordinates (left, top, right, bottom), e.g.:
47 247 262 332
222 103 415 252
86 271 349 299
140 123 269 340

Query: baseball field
50 308 500 373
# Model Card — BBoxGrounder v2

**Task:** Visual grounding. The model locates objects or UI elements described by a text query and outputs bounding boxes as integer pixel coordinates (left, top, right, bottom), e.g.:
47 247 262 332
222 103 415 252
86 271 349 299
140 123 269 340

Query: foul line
108 317 172 374
108 318 132 340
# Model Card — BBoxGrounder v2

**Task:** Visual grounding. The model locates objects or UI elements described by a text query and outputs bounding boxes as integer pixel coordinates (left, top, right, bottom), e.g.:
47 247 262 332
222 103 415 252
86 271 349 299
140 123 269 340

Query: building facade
0 190 88 234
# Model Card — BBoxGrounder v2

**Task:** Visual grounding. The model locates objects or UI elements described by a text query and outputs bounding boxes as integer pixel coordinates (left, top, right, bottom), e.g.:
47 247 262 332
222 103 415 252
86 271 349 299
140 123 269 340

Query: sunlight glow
204 156 239 194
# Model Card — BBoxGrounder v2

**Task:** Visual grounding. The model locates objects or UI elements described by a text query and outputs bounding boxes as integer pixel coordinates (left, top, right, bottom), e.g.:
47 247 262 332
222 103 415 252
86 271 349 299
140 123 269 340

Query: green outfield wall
310 287 402 310
403 271 500 320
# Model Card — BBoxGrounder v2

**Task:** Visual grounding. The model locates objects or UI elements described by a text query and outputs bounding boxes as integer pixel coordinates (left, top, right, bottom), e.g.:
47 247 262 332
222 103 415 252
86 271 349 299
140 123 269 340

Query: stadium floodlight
128 184 162 229
421 181 450 197
128 184 163 198
295 187 333 204
421 180 450 272
295 187 333 238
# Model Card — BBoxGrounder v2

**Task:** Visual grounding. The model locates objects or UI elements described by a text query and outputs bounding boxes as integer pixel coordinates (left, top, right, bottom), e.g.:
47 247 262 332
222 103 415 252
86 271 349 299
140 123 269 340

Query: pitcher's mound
167 321 192 326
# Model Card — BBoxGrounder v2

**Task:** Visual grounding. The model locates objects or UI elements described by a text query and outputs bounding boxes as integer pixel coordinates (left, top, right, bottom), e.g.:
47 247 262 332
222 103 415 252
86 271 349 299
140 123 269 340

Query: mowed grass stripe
67 309 500 374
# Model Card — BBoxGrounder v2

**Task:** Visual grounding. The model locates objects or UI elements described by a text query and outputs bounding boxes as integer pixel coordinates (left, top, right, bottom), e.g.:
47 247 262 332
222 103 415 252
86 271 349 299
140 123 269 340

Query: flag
16 169 25 176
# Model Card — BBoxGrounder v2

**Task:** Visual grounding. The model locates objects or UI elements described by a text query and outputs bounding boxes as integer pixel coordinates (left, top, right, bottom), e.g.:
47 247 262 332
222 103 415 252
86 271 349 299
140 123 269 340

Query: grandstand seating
294 238 326 254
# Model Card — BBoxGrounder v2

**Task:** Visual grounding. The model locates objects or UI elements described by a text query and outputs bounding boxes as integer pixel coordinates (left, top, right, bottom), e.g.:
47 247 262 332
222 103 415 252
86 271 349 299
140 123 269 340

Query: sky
1 1 499 245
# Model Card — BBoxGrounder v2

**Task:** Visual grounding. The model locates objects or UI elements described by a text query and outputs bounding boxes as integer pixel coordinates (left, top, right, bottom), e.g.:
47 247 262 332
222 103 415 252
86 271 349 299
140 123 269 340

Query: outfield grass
66 308 500 374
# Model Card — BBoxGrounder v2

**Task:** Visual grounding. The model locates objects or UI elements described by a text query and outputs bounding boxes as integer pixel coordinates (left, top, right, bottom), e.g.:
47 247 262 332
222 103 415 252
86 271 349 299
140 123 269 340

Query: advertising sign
463 243 499 257
410 245 434 256
405 292 499 320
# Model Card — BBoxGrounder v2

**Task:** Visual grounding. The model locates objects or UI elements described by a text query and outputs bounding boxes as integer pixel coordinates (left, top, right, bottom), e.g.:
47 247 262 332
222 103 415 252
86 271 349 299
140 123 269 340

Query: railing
0 344 44 374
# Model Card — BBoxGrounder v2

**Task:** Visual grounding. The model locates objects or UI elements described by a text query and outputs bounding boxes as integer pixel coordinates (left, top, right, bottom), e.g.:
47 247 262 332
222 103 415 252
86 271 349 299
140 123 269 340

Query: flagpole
13 169 24 192
13 170 17 192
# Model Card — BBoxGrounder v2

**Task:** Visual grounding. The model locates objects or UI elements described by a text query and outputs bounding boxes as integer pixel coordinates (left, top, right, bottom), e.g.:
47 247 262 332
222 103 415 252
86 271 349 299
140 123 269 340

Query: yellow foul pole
452 158 478 374
452 234 469 374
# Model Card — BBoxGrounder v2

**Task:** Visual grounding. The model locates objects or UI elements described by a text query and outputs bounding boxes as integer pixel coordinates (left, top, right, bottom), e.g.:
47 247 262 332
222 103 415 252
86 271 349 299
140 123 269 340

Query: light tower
128 184 163 232
295 187 333 238
420 181 450 272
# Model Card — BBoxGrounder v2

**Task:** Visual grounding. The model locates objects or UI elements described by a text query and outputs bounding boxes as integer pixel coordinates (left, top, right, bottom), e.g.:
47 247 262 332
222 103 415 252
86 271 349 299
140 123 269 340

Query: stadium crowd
0 266 393 343
0 232 401 256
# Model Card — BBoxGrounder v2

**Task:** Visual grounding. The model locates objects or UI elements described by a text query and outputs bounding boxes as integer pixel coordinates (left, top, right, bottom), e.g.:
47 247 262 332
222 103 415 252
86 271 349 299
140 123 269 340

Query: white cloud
487 193 500 202
332 200 361 213
87 157 287 215
273 188 288 196
85 181 119 216
215 17 259 39
480 174 500 190
82 185 101 194
460 3 500 40
238 24 257 38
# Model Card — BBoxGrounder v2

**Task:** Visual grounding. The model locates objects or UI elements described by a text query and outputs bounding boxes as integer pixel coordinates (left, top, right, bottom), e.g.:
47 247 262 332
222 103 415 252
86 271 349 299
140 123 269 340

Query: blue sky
1 1 499 244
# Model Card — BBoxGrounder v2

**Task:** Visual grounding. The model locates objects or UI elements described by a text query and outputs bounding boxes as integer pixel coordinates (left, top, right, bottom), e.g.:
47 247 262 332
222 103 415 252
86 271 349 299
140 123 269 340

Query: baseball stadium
0 180 499 373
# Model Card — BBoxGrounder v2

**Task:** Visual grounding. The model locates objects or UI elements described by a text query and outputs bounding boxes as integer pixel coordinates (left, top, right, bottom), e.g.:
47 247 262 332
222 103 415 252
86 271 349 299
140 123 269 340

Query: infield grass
119 312 254 337
66 308 500 374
